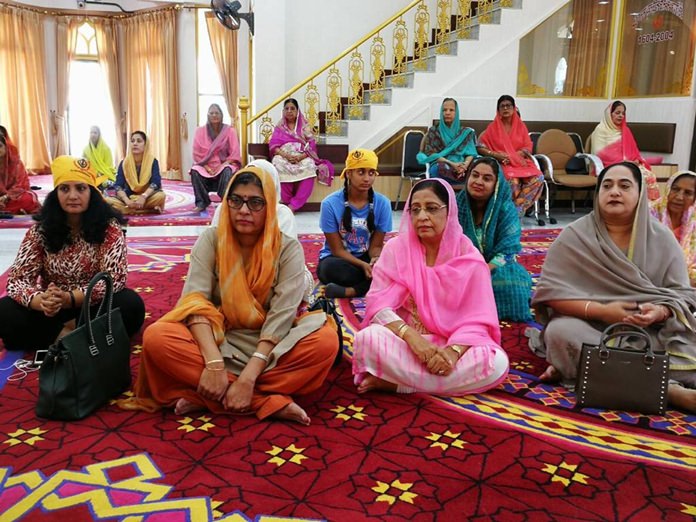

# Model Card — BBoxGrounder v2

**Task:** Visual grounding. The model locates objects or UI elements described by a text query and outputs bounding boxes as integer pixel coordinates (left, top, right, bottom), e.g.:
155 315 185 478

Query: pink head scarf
365 178 501 346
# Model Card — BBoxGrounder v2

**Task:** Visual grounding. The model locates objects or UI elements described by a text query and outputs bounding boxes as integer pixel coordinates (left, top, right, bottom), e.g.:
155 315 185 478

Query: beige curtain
54 18 78 157
205 12 239 123
565 0 612 97
0 4 51 171
121 10 180 175
94 18 125 160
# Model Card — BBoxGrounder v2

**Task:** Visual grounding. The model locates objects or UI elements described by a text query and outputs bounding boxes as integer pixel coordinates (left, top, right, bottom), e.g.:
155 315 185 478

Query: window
197 10 229 126
517 1 613 97
67 22 116 158
615 0 696 96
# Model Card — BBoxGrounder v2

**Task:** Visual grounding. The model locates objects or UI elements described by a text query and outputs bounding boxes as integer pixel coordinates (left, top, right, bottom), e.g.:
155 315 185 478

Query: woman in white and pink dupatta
353 178 509 395
190 104 242 213
269 98 335 212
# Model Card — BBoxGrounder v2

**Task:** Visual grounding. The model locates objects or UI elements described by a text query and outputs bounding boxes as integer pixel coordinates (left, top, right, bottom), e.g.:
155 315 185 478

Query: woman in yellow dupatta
105 131 165 214
82 126 116 186
120 166 337 424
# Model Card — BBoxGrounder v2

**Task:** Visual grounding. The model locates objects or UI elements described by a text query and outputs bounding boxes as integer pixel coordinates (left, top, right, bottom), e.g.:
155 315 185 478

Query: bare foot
271 402 310 425
668 384 696 413
356 373 398 394
174 398 205 416
539 365 562 383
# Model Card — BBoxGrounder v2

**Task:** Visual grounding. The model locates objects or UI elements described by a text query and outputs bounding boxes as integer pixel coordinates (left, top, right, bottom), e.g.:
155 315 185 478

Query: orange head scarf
161 166 281 342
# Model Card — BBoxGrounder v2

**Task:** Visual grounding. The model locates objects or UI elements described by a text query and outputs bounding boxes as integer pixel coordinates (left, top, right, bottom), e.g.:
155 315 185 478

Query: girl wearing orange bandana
106 131 166 214
122 166 337 425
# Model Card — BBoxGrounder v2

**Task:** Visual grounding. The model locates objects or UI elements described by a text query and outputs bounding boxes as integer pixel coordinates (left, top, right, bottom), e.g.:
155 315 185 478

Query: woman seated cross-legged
531 162 696 413
83 125 116 188
317 149 392 298
106 131 166 214
0 156 145 351
119 166 338 425
353 178 509 395
0 133 41 216
456 157 533 321
650 171 696 286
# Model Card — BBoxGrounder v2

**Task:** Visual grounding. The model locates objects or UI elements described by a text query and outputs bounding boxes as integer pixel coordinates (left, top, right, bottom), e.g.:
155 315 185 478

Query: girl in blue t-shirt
318 149 392 298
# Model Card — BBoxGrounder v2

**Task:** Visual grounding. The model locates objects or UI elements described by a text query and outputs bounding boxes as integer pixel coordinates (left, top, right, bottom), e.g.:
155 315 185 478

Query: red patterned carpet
0 175 213 228
0 232 694 521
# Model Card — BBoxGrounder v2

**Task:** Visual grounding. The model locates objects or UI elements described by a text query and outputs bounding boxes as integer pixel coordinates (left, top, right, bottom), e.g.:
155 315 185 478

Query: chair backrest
529 131 541 153
402 130 426 176
568 132 584 153
536 129 577 170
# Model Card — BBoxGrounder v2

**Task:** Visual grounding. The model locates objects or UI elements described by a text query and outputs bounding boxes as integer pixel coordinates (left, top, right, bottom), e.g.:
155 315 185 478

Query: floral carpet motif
0 233 694 521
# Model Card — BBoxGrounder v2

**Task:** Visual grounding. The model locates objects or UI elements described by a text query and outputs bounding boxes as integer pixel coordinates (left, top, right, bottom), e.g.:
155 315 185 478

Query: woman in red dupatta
189 103 242 213
269 98 335 212
0 133 40 215
477 95 544 216
590 100 660 201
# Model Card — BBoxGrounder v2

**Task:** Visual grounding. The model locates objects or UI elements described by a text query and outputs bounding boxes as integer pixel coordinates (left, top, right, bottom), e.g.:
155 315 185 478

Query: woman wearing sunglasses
121 167 337 425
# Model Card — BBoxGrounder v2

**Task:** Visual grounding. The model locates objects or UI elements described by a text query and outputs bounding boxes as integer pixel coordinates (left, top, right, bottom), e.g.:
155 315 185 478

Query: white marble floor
0 209 590 274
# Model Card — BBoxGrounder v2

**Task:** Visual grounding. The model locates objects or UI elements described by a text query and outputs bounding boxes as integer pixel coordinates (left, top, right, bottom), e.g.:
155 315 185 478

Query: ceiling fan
211 0 254 35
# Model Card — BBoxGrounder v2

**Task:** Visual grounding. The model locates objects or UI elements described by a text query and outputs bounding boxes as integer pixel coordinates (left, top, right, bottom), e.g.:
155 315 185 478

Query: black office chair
394 130 428 210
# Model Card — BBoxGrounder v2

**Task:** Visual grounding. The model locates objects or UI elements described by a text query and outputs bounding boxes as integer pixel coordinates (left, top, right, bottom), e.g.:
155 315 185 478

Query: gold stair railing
240 0 511 162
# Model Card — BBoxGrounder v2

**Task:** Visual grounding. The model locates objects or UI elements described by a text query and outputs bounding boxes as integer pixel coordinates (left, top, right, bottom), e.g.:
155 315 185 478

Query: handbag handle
598 322 657 363
77 272 116 355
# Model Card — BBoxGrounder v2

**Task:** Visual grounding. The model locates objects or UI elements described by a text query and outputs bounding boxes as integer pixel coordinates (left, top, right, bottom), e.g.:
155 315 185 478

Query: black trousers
0 288 146 351
190 166 235 209
317 253 372 297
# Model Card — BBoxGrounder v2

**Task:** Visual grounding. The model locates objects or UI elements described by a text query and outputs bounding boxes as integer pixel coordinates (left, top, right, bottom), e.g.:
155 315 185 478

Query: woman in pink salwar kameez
353 178 509 395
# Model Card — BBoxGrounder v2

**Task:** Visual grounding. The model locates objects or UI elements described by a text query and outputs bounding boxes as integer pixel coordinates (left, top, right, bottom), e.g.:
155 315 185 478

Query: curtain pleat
94 19 125 160
205 12 239 124
54 18 77 157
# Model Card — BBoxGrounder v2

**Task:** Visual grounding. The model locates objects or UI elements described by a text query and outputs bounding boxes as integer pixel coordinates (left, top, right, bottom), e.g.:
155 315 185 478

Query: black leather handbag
309 296 344 367
576 323 669 415
36 272 131 420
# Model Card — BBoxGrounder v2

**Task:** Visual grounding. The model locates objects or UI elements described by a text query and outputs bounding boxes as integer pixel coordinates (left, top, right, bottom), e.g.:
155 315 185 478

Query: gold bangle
584 300 592 320
251 352 270 364
396 322 409 339
205 359 225 371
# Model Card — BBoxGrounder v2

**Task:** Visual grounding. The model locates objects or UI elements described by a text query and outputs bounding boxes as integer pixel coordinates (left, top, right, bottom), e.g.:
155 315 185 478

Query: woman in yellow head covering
82 126 116 186
122 166 337 425
0 156 145 352
105 131 166 214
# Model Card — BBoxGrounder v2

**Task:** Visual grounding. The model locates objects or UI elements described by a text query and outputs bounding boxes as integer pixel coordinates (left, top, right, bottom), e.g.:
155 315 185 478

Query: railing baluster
413 1 430 71
457 0 472 38
325 65 343 135
259 114 274 144
304 82 320 134
369 34 386 103
348 50 365 118
391 18 408 87
436 0 451 54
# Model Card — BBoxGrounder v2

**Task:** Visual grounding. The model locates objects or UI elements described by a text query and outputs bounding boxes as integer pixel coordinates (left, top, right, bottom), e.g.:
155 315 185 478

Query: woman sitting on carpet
531 162 696 413
317 149 392 298
650 171 696 286
83 126 116 187
456 157 532 321
590 100 660 201
106 131 166 214
353 178 509 395
121 166 337 424
269 98 334 212
477 95 544 216
0 156 145 351
0 133 41 216
190 103 242 213
211 158 315 302
417 98 477 184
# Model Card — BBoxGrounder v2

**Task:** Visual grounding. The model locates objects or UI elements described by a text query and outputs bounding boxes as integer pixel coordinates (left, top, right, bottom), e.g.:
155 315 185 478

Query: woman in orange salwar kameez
0 134 40 215
120 166 337 425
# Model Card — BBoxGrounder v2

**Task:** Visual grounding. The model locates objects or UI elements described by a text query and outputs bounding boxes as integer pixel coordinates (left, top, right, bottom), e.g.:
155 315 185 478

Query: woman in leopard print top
0 156 145 352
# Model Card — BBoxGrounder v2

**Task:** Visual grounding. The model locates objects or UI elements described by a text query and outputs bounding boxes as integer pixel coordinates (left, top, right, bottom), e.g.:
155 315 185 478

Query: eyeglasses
227 195 266 212
408 204 447 216
498 103 514 110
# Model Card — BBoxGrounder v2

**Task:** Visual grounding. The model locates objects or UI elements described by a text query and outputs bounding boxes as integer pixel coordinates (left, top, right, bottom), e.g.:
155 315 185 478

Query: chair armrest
576 153 603 177
533 154 557 184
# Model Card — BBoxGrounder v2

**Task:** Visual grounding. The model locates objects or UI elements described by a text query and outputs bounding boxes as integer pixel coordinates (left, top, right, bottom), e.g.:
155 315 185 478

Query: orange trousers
134 320 337 419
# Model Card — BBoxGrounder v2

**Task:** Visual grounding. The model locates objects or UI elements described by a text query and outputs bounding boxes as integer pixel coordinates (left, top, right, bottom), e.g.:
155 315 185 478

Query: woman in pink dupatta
353 178 509 395
590 100 660 201
0 133 40 216
269 98 335 212
478 95 544 216
189 104 242 213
